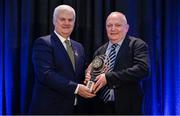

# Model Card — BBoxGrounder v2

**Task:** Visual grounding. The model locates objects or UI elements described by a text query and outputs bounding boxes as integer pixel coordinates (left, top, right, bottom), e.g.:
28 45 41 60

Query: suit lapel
51 33 75 73
114 36 130 69
97 43 108 55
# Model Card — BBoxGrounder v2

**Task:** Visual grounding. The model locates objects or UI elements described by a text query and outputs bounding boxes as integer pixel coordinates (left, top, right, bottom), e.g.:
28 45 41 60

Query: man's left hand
92 73 107 94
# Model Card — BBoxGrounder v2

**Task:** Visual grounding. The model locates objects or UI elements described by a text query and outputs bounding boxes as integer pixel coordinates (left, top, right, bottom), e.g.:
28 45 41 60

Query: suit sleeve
32 38 77 99
105 39 150 87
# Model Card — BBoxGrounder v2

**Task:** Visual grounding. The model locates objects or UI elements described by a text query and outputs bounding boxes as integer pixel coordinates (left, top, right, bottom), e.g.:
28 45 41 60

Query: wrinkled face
54 10 75 38
106 13 129 43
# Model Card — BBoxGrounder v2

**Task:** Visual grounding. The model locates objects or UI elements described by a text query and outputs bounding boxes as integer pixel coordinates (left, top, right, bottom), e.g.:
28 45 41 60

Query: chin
62 32 71 35
110 38 119 41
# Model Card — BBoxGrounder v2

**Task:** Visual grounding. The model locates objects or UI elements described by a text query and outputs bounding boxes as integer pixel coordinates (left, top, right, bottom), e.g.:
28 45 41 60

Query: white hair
53 4 76 24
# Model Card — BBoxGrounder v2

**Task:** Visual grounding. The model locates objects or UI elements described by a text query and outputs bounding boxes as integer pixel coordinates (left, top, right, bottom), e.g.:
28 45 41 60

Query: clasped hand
84 67 107 94
77 66 107 99
77 84 96 98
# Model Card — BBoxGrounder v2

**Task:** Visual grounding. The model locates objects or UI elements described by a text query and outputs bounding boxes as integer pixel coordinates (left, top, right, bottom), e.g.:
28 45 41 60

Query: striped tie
99 43 118 103
108 44 118 71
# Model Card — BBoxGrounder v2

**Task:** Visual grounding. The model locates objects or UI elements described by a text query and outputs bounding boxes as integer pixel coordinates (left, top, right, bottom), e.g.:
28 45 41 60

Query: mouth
62 26 71 29
110 33 118 35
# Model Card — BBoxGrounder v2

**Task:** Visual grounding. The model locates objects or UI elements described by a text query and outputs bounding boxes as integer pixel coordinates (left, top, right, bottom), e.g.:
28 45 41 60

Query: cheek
55 23 63 29
56 20 62 24
71 23 75 27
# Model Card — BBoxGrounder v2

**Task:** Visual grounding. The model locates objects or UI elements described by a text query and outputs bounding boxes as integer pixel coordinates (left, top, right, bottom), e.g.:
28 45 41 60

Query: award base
86 81 94 92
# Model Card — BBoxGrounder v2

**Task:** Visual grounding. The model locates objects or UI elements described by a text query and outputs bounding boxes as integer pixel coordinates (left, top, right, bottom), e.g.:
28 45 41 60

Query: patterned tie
64 40 75 70
99 43 118 103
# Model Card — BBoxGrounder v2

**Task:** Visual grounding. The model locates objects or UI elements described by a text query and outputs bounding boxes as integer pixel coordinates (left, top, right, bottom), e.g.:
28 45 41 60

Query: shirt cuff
74 84 79 94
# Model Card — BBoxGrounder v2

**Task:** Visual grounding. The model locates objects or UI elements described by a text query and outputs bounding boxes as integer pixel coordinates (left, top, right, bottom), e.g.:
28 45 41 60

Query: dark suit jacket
29 32 86 114
93 36 149 114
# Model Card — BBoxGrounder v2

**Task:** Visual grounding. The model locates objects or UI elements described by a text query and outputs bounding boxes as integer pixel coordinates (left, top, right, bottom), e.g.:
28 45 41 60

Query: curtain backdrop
0 0 180 115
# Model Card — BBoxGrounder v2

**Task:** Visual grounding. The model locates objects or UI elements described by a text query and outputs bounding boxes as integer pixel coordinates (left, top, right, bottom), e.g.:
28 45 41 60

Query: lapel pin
74 50 78 56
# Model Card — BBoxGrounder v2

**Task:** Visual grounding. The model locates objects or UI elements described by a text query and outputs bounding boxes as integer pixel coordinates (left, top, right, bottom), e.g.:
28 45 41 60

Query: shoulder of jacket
128 36 147 45
34 35 52 46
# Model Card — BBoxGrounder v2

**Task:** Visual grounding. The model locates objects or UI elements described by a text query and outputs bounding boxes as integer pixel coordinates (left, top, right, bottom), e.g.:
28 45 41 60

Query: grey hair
53 4 76 24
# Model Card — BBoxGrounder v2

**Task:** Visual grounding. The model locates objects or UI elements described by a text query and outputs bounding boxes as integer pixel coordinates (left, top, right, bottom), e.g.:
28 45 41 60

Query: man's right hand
77 84 96 98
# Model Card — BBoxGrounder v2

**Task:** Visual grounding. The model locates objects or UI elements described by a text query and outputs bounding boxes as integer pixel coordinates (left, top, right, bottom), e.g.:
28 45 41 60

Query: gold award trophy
86 55 109 92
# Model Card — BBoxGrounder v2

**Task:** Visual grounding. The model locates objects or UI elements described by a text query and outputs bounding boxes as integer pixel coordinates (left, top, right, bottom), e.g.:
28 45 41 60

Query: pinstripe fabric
100 43 118 103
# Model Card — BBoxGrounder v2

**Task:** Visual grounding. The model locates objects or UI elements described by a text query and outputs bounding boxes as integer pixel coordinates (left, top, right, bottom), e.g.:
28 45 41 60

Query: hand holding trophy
86 55 110 92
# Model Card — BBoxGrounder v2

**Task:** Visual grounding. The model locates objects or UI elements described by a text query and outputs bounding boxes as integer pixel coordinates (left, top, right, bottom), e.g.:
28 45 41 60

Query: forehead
106 14 126 24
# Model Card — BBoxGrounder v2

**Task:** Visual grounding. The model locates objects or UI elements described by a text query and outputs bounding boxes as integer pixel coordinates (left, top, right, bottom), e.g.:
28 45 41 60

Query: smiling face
53 6 75 39
106 12 129 43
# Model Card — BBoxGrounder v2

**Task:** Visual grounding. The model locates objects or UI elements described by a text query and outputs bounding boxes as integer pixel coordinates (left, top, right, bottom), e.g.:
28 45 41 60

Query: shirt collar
107 38 125 50
54 30 70 44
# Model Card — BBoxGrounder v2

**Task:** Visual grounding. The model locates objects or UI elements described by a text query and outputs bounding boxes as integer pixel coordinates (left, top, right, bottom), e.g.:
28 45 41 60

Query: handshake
77 55 109 99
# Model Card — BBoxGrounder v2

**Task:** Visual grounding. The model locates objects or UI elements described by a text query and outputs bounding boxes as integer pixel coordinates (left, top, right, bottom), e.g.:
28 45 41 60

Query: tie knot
65 40 71 46
111 43 118 49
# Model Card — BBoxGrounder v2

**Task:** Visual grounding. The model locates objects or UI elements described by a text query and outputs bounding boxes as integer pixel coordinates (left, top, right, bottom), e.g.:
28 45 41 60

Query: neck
110 36 126 44
111 39 122 44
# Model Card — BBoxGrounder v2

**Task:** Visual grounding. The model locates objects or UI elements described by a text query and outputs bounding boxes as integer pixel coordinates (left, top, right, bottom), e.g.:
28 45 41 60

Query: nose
111 25 115 31
64 20 69 25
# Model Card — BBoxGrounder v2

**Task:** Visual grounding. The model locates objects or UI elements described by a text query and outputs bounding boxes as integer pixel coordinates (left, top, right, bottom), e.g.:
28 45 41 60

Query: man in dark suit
85 12 150 114
29 5 95 114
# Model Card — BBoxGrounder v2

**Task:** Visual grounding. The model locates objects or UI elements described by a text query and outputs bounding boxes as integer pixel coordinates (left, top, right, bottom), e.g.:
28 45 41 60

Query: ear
125 24 129 32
